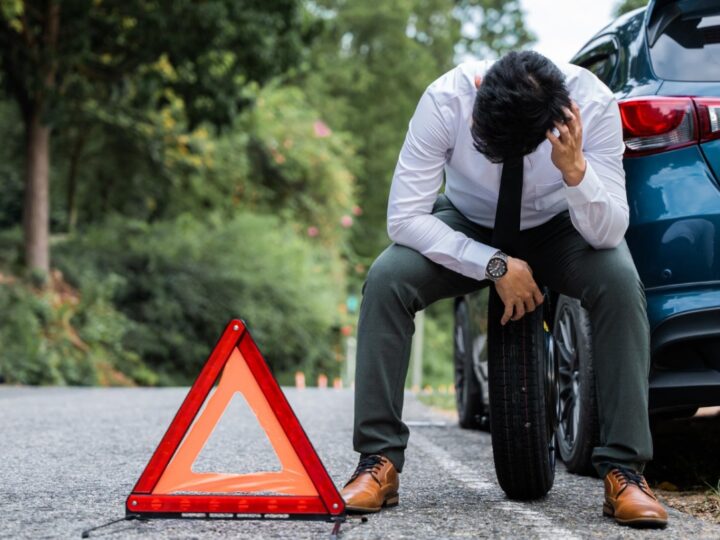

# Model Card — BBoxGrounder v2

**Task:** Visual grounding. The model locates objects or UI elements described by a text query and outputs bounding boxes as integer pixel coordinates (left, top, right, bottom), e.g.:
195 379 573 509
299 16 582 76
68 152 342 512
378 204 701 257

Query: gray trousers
353 194 652 478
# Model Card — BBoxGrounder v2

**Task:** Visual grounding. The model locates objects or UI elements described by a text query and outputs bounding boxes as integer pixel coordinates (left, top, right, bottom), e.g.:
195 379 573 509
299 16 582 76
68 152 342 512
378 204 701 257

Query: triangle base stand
81 514 345 539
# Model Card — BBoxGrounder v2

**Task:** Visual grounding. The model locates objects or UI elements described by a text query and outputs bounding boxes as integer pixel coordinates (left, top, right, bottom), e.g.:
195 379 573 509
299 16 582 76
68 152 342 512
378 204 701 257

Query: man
340 51 668 529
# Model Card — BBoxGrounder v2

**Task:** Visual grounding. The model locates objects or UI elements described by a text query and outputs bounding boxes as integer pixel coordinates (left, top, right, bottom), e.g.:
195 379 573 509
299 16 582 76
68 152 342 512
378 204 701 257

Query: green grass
706 479 720 498
417 392 457 411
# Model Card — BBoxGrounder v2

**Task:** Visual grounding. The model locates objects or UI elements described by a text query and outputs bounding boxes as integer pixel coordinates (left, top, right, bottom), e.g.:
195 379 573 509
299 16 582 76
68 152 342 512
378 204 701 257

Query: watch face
488 257 507 278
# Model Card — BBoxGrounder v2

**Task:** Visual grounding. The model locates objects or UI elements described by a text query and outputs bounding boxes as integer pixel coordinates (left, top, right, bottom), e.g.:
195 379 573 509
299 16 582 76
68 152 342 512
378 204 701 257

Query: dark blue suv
454 0 720 475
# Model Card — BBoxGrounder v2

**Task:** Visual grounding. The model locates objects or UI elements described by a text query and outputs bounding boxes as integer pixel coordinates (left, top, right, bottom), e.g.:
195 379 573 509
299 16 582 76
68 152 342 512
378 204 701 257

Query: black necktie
492 155 524 255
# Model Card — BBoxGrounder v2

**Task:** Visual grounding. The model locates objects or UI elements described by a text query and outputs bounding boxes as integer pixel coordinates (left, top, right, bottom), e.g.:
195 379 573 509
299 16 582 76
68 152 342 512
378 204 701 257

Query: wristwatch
485 251 508 282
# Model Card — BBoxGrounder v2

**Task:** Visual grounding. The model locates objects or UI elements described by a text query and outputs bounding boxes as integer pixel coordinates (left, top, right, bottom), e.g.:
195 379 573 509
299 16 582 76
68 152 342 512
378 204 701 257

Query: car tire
454 299 485 430
487 287 556 500
553 295 599 476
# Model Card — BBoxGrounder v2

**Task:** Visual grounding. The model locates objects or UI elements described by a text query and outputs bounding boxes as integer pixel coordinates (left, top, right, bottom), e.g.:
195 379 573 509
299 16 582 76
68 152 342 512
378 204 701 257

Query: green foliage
0 229 22 269
0 0 308 126
0 0 536 385
0 269 152 386
163 84 358 241
419 299 456 388
53 213 346 384
0 0 311 270
0 101 23 229
245 85 357 237
706 479 720 498
417 392 456 411
613 0 648 17
455 0 538 59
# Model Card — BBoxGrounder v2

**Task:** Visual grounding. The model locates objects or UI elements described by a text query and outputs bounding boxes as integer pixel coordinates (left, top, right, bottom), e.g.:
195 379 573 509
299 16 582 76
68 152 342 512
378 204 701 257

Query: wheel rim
454 310 467 412
554 304 581 457
543 312 558 470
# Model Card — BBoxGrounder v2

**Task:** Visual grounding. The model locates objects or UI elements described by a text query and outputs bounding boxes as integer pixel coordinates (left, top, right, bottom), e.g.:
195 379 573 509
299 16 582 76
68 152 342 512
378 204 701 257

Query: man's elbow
589 214 629 249
387 214 420 244
387 217 405 243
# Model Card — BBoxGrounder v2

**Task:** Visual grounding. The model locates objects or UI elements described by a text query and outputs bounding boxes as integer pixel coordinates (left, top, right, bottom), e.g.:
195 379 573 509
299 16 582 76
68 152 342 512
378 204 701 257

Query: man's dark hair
471 51 571 163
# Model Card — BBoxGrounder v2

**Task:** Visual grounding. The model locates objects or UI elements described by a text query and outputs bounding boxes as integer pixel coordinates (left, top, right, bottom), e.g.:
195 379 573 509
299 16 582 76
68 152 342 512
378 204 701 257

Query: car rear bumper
649 370 720 410
646 286 720 410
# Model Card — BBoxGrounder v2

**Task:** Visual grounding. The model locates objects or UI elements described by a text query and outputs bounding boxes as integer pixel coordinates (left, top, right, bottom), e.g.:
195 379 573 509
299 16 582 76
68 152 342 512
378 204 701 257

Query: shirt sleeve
387 89 498 281
563 95 629 249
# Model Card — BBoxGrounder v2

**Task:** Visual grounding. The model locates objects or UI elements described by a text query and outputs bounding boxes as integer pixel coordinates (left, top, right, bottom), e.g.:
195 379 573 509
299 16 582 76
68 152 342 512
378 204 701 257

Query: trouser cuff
359 448 405 473
595 460 646 478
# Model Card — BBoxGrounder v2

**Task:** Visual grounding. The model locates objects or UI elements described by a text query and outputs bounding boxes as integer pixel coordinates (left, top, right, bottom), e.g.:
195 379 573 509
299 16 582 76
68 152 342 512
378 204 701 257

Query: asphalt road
2 386 719 539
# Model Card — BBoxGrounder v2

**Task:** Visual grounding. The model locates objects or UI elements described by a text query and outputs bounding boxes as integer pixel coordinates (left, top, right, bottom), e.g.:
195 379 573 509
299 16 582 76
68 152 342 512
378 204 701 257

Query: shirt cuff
465 241 499 281
564 160 604 206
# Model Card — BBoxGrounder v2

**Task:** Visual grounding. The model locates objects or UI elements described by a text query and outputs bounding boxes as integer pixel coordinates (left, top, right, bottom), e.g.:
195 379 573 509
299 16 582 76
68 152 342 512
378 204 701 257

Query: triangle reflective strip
126 320 345 518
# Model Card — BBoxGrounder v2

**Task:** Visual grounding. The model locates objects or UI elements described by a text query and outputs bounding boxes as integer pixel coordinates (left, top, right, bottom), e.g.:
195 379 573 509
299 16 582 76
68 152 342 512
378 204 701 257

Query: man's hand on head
546 101 587 186
494 256 544 325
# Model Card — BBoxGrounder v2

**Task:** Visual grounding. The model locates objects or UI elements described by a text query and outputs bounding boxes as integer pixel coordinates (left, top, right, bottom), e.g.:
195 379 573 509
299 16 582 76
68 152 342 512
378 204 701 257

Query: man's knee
362 245 432 308
583 248 646 311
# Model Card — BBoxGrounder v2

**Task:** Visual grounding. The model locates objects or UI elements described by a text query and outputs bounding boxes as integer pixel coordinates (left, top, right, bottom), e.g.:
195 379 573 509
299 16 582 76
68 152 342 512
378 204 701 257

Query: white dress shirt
387 59 629 281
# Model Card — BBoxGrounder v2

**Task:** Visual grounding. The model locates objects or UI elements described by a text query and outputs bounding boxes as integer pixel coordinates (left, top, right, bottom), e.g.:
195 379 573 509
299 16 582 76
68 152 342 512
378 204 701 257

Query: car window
650 13 720 81
572 36 619 88
581 52 618 85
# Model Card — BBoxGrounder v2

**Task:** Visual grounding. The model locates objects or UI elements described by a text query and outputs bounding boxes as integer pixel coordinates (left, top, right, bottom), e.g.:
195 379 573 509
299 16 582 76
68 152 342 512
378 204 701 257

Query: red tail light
619 96 720 157
619 97 696 157
694 98 720 142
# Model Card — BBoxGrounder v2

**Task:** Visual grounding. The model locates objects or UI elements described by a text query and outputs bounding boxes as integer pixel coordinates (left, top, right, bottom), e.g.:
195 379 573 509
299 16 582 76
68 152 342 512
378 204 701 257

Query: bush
0 271 152 386
420 299 456 388
53 212 346 384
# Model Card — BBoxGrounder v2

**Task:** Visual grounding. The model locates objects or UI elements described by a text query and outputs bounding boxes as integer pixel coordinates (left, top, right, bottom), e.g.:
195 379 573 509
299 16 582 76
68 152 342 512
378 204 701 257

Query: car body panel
568 1 720 409
624 145 720 291
699 139 720 185
646 285 720 331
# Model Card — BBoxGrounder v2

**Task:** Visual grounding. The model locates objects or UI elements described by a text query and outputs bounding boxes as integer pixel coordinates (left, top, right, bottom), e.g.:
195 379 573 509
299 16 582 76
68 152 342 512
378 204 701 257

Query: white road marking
405 420 450 427
412 432 580 539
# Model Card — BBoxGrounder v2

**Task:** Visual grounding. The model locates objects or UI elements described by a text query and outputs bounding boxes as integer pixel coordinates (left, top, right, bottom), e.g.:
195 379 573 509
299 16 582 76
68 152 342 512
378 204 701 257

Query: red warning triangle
126 320 345 519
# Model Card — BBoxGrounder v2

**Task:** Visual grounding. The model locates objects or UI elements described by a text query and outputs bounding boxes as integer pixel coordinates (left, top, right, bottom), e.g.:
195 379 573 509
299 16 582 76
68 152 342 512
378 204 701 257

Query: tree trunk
23 108 51 274
21 0 60 275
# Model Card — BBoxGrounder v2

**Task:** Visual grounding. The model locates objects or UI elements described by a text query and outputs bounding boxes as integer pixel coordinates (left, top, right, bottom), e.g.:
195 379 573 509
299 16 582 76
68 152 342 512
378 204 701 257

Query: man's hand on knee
494 257 544 325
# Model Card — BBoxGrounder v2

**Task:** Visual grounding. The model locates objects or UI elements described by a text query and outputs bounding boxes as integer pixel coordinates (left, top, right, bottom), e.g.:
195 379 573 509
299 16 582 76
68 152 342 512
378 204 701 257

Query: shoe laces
345 454 385 487
612 467 654 498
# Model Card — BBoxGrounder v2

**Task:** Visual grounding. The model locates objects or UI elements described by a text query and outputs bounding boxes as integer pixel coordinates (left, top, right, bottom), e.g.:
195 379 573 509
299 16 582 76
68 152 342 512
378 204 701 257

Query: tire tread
488 288 554 500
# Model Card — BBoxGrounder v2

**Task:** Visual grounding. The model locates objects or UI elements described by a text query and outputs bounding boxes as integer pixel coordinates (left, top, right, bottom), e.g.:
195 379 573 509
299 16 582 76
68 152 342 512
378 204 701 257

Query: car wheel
487 287 557 500
553 295 599 476
454 298 485 429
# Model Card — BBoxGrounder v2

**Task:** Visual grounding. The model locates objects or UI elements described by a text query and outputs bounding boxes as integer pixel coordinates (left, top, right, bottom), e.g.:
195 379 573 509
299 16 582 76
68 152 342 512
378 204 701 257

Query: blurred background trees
614 0 648 17
0 0 534 386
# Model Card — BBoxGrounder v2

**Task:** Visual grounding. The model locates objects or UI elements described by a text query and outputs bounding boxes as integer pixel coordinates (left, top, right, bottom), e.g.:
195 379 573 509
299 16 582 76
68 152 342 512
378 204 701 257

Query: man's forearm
388 211 497 281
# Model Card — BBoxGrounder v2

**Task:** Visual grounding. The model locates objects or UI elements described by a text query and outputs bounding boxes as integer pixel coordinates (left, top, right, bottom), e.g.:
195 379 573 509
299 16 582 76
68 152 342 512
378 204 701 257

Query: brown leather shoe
603 468 668 528
340 454 399 513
